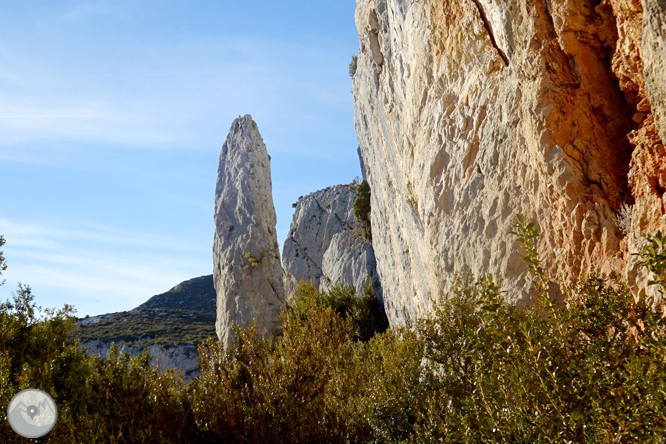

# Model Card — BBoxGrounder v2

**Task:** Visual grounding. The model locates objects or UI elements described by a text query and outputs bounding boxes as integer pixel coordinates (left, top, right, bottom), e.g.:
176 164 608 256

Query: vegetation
292 279 388 342
74 308 216 346
635 230 666 291
349 54 358 78
353 179 372 242
243 251 264 269
0 285 205 443
0 235 6 286
615 202 633 235
2 217 666 442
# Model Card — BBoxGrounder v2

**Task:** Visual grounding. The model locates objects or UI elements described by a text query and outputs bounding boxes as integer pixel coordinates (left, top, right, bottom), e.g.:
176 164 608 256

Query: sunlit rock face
353 0 666 326
282 184 383 301
82 341 201 382
213 115 285 349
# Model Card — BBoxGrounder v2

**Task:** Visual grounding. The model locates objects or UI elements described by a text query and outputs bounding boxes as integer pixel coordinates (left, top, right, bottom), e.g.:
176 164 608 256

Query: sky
0 1 361 317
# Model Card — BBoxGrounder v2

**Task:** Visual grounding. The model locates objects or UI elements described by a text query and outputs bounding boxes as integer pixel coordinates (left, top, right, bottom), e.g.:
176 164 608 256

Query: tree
0 235 6 286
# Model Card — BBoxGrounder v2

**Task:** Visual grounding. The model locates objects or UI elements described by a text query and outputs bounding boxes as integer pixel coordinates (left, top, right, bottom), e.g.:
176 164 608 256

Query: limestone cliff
82 341 201 382
213 115 285 349
282 184 382 300
353 0 666 325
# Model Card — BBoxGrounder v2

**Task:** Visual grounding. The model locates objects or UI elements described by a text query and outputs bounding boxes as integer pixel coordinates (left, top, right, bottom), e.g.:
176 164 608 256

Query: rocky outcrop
353 0 666 326
282 184 382 299
82 341 201 382
213 115 285 349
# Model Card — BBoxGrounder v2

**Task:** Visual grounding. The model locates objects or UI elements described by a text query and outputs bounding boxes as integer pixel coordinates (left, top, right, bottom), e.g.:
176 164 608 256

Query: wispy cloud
0 217 211 316
0 22 354 159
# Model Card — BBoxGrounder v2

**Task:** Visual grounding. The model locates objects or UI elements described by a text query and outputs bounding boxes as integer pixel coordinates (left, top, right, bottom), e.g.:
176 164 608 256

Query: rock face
82 341 201 382
282 184 382 299
213 115 285 349
643 0 666 144
353 0 666 326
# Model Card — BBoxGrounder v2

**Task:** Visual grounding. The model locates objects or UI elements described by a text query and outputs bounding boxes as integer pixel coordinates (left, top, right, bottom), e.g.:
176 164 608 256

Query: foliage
0 234 6 286
292 279 388 342
190 295 420 444
615 202 633 235
243 251 264 269
414 268 666 443
4 222 666 442
353 179 372 242
191 306 359 443
348 176 362 192
0 284 201 443
511 213 549 297
349 54 358 78
635 230 666 292
74 308 216 346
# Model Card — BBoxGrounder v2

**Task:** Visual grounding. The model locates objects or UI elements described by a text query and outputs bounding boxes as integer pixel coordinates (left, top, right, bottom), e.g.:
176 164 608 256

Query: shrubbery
2 219 666 442
292 279 388 342
353 179 372 242
349 55 358 78
0 285 202 443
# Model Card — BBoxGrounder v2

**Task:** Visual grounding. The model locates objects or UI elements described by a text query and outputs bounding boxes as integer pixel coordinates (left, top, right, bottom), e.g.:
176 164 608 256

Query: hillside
75 275 216 346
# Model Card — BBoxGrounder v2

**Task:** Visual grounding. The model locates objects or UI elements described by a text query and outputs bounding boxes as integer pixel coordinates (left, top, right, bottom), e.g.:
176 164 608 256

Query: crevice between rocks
470 0 510 66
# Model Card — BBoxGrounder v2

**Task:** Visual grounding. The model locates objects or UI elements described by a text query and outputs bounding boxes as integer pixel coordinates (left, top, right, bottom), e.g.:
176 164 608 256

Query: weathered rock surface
82 341 201 382
643 0 666 144
282 184 381 299
213 115 285 349
353 0 666 326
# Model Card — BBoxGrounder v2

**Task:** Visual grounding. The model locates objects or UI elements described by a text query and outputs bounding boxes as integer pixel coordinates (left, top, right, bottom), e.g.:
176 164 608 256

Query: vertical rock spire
213 115 285 349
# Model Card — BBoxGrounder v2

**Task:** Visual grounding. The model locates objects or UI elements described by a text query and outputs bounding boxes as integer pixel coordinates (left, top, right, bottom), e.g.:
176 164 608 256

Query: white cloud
0 217 211 316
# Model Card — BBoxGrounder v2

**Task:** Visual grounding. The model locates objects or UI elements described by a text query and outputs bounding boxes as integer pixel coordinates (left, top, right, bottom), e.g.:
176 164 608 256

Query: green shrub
190 305 361 443
293 279 388 342
0 284 200 443
353 179 372 242
3 219 666 442
349 54 358 78
635 230 666 291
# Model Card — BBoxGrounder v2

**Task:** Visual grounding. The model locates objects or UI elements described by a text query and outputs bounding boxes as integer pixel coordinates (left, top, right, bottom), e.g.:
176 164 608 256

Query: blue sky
0 1 361 316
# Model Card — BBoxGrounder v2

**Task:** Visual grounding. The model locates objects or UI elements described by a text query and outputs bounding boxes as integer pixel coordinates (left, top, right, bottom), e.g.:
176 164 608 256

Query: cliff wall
353 0 666 325
82 341 201 382
282 184 382 300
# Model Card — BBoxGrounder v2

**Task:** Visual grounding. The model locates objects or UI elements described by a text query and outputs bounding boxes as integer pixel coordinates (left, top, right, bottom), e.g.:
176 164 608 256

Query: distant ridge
76 275 216 346
135 275 215 312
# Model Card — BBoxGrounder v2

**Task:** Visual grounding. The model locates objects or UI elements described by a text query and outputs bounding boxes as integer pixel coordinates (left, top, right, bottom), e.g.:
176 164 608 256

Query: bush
353 179 372 242
408 266 666 442
190 287 419 444
349 54 358 78
0 284 200 443
190 304 360 443
293 279 388 342
3 221 666 442
408 219 666 442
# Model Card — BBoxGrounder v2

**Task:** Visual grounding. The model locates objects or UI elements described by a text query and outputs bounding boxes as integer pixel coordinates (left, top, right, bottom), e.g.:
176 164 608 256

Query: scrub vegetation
1 217 666 443
75 308 216 346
